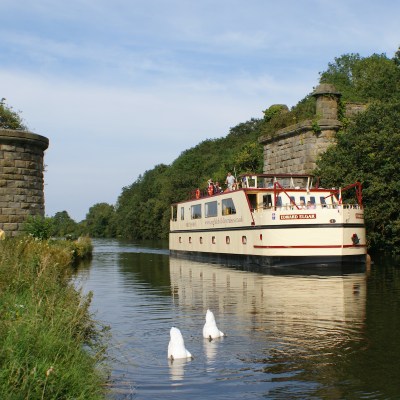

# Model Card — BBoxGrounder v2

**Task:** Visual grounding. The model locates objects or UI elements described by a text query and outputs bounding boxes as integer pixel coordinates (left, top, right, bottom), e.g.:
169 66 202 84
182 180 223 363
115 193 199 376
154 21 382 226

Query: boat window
205 201 218 217
180 206 184 220
300 196 305 203
320 196 327 207
200 237 203 244
191 204 202 219
242 236 247 244
310 196 316 206
189 237 192 243
212 236 216 244
276 196 282 207
222 198 236 215
247 177 257 188
290 196 295 205
226 236 230 244
263 194 272 208
247 194 257 211
171 205 177 221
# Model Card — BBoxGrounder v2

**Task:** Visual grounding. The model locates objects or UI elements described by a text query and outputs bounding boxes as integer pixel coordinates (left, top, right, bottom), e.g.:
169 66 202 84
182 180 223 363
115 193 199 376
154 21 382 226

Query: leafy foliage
24 215 54 240
85 203 117 238
259 95 316 138
319 52 400 103
51 211 83 239
315 101 400 254
0 98 27 130
315 49 400 254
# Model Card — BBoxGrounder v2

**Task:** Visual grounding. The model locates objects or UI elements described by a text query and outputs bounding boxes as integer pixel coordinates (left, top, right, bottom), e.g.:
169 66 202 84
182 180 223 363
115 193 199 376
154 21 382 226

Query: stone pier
259 84 345 175
0 129 49 236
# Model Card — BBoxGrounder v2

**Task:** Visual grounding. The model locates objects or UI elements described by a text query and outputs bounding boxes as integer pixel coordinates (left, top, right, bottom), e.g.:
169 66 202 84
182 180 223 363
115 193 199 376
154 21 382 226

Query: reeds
0 237 109 399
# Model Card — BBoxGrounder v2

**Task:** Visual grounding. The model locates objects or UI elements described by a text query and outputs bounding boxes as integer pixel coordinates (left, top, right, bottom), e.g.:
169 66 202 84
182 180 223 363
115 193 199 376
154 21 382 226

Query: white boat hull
169 177 367 269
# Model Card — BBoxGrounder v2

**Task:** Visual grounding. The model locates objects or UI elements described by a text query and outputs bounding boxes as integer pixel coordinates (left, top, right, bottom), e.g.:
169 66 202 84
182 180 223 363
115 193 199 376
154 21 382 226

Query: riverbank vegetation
0 236 109 399
50 48 400 255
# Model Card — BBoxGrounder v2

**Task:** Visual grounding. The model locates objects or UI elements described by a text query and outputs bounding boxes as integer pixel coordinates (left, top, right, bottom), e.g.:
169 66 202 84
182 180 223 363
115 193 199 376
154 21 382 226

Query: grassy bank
0 236 109 399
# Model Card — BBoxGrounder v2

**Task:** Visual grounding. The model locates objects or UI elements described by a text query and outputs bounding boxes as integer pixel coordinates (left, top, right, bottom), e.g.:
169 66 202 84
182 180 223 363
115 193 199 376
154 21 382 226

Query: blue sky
0 0 398 221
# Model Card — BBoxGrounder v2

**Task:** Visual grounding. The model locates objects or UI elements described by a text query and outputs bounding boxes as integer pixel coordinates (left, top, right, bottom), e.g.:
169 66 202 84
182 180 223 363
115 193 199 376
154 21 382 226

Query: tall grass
0 237 109 399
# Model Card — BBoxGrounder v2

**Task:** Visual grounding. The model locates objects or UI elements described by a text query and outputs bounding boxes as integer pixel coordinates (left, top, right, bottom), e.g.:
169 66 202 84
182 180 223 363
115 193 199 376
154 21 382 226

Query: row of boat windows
179 235 252 244
171 194 331 221
173 198 237 221
263 194 328 208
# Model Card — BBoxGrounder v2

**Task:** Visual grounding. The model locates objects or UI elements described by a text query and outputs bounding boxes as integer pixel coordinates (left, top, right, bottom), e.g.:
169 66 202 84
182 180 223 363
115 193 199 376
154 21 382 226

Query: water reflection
169 257 366 329
168 358 191 382
169 257 367 398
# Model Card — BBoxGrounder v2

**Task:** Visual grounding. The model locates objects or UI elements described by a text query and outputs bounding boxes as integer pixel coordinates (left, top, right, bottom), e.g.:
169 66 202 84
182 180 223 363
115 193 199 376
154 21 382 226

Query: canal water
75 239 400 399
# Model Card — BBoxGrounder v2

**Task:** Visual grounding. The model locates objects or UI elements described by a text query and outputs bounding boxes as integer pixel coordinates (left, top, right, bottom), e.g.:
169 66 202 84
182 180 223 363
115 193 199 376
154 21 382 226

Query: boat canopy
240 173 316 190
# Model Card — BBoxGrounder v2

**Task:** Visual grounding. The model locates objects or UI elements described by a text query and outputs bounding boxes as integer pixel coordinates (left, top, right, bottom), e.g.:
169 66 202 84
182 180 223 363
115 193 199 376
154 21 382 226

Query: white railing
257 203 362 212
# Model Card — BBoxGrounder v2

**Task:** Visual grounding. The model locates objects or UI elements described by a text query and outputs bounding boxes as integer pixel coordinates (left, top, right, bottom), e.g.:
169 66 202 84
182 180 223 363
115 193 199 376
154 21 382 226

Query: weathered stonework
0 129 49 236
259 84 345 175
345 102 368 118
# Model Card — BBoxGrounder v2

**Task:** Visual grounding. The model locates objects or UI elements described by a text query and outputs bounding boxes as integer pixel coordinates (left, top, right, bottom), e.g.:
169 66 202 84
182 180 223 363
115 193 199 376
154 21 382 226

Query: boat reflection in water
168 257 366 389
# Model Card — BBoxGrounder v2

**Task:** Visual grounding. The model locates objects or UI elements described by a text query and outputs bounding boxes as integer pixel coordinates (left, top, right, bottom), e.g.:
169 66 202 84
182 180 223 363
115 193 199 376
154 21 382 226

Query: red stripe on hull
253 244 367 249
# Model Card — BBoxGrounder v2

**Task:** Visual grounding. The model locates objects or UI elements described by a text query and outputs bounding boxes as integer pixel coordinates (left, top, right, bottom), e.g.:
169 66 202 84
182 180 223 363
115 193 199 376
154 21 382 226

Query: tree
315 101 400 254
85 203 116 238
319 53 400 103
51 211 81 238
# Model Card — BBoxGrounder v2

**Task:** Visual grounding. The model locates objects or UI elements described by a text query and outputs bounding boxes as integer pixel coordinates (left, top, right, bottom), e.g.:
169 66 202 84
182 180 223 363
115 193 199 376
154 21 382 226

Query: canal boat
169 174 367 268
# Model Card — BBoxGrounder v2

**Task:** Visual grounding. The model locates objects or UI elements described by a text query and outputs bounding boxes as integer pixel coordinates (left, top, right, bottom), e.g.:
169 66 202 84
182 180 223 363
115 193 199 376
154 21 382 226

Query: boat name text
280 214 316 220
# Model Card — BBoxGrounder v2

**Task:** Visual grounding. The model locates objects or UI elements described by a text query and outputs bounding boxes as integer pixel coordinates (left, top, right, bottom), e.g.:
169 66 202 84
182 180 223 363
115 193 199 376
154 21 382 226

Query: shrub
24 215 54 240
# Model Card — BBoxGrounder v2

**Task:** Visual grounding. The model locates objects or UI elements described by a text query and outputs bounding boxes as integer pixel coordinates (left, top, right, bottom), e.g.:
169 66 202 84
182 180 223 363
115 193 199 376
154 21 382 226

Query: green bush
24 215 54 240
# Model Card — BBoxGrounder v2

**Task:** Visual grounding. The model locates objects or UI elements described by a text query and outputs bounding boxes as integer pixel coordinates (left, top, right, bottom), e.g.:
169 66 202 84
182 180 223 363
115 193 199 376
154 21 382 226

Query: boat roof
239 173 314 179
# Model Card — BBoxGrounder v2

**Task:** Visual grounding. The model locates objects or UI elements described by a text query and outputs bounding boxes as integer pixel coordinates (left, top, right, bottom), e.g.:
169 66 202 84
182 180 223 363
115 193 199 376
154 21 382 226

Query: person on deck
306 201 316 209
214 181 222 193
225 172 236 191
207 179 215 196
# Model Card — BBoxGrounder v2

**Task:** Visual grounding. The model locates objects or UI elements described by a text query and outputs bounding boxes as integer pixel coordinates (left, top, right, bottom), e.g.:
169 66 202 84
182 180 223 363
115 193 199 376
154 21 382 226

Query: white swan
203 309 224 340
168 327 192 360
